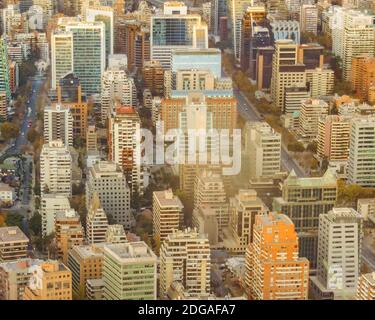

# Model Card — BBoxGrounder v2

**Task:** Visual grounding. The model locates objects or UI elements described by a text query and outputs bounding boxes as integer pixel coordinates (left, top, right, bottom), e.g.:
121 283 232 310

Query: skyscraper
86 193 109 244
245 212 309 300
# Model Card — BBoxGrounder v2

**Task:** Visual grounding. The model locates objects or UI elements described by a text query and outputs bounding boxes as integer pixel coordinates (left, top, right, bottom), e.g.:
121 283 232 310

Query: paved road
234 88 306 177
362 242 375 272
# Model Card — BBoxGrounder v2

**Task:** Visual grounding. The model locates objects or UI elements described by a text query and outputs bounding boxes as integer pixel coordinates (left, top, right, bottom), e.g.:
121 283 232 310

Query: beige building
306 67 334 99
153 189 184 242
23 260 72 300
0 227 29 263
317 115 351 162
175 69 215 91
86 125 98 152
103 242 157 300
192 205 219 246
223 190 267 254
105 225 127 244
55 209 84 265
0 259 44 300
68 244 104 299
300 4 318 34
159 228 211 299
43 104 73 147
356 272 375 300
194 170 228 234
298 99 329 140
86 193 109 244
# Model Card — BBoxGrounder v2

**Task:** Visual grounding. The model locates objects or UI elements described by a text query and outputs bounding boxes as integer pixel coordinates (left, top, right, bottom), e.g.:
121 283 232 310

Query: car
21 132 25 136
27 100 30 104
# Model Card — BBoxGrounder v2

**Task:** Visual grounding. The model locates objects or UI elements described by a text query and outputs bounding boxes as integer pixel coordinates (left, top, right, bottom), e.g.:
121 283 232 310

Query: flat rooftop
0 226 29 243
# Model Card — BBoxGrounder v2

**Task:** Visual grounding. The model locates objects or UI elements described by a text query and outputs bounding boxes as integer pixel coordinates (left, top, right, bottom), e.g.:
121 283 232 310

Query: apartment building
0 227 29 263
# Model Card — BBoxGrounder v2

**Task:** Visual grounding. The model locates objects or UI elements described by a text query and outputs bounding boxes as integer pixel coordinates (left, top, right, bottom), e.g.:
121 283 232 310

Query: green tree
287 142 305 153
0 122 20 141
27 127 39 144
5 213 24 229
29 212 42 236
306 141 318 153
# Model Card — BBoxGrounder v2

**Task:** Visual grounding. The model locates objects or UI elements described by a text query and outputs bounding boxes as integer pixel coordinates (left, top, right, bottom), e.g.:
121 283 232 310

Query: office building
306 67 334 99
86 161 131 228
86 278 104 300
105 225 127 244
246 212 309 300
223 190 267 254
86 125 98 152
0 227 29 263
86 193 109 244
270 20 301 44
192 205 219 246
300 4 318 35
273 169 338 270
43 104 73 147
40 140 72 197
103 242 157 300
244 122 281 180
348 117 375 187
51 32 73 90
68 244 104 299
317 115 351 162
310 208 362 300
0 259 44 300
159 229 211 299
40 194 71 237
153 189 183 242
298 99 329 140
55 209 84 265
23 261 72 300
283 85 310 115
142 60 164 96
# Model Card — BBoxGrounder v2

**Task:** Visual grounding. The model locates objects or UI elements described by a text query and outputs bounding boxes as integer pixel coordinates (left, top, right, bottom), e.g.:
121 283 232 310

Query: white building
43 104 73 147
86 193 109 244
40 140 72 197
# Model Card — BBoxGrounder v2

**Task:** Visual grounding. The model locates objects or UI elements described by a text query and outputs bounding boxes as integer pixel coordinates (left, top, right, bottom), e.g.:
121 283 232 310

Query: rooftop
104 242 156 262
0 226 29 243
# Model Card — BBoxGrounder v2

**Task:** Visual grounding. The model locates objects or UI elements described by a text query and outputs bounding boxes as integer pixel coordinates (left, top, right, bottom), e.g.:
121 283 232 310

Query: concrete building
153 189 183 242
310 208 363 300
86 193 109 244
192 205 219 246
86 161 131 228
351 55 375 102
273 169 338 270
86 125 98 152
0 227 29 263
300 4 318 35
105 225 127 244
298 99 329 140
40 140 72 197
356 272 375 300
0 183 15 206
347 117 375 187
246 212 309 300
317 115 351 163
244 122 281 180
40 194 71 237
150 2 208 69
108 105 143 196
283 85 310 115
271 40 306 112
55 209 84 265
223 189 267 254
142 60 164 96
68 243 104 299
357 198 375 221
0 259 44 300
86 278 104 300
43 104 73 147
194 170 228 234
103 242 157 300
159 228 211 299
306 67 334 98
23 261 72 300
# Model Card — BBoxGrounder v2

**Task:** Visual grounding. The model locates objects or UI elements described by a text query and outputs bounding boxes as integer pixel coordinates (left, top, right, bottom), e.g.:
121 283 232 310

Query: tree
5 213 24 229
306 141 318 153
29 212 42 236
0 213 5 227
287 142 305 153
27 127 39 144
0 122 20 141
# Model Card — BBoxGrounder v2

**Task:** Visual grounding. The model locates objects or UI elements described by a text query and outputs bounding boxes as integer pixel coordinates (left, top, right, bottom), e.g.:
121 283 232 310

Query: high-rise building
246 212 309 300
55 209 84 265
108 105 143 196
306 67 334 98
159 229 211 299
283 85 310 115
56 73 88 140
100 69 136 123
153 189 183 242
298 99 329 140
310 208 363 300
86 125 98 152
317 115 351 163
103 242 157 300
194 170 228 234
244 122 281 180
105 225 127 244
40 140 72 197
142 60 164 96
347 117 375 187
40 194 71 237
0 259 44 300
271 40 306 112
223 189 267 254
86 161 131 228
356 272 375 300
332 8 375 80
270 20 301 44
86 193 109 244
0 227 29 263
300 4 318 35
351 55 375 102
43 104 73 147
68 243 104 299
150 2 208 69
273 169 338 270
23 261 72 300
0 38 11 103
